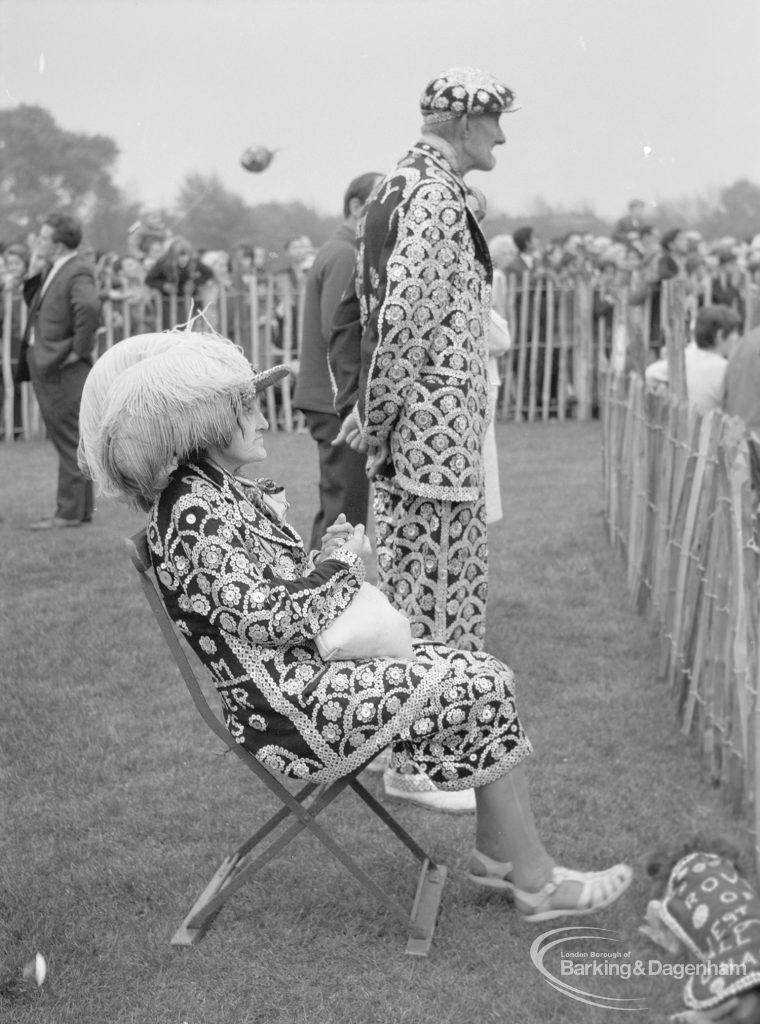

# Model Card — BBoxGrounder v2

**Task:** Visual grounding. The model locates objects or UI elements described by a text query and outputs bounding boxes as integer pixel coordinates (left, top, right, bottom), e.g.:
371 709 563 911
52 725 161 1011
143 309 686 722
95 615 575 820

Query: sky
1 0 759 222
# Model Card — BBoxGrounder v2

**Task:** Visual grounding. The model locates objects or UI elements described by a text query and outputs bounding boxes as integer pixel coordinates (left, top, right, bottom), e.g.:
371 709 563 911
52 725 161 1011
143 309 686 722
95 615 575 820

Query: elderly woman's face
208 400 269 475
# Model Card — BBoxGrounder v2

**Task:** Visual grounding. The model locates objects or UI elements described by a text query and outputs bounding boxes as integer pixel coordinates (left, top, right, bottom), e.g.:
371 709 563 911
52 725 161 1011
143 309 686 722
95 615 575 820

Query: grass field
1 420 747 1024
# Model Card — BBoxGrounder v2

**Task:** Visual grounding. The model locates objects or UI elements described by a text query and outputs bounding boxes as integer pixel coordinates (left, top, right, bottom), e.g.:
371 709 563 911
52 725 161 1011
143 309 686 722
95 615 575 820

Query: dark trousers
29 353 93 522
303 410 370 551
0 370 23 439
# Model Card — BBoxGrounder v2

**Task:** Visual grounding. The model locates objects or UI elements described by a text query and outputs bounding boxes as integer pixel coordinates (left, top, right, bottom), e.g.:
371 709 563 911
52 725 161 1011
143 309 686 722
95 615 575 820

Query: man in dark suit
16 212 102 529
292 172 381 550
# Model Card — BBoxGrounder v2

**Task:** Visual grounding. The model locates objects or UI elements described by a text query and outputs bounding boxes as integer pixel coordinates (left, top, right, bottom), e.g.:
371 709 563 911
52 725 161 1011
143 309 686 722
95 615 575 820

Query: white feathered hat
79 330 289 511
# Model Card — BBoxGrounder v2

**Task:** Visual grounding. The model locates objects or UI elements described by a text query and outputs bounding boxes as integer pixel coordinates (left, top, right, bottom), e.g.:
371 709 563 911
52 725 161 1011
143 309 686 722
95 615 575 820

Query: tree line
2 104 759 256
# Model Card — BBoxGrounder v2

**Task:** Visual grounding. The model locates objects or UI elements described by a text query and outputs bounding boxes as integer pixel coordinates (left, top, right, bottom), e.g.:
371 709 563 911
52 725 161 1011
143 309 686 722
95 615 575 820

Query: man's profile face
38 224 58 261
462 112 505 173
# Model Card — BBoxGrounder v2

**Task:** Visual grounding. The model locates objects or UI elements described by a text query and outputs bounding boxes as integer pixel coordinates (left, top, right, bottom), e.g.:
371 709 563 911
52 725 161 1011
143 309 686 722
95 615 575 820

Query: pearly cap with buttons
420 66 519 125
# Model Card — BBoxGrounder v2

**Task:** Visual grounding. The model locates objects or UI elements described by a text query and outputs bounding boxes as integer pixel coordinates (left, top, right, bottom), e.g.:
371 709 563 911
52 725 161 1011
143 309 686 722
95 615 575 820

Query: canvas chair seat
126 528 447 955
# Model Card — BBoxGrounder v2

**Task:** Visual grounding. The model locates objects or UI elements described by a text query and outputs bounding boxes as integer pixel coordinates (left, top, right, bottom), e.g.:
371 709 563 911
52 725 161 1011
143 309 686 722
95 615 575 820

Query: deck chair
126 529 447 955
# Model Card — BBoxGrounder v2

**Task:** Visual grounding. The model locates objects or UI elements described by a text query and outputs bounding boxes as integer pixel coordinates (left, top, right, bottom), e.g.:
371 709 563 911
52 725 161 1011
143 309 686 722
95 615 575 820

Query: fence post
574 277 593 420
279 299 294 432
2 286 14 444
541 278 555 421
663 279 688 405
527 276 542 422
218 282 229 338
263 276 278 431
557 286 570 421
122 295 132 339
499 273 517 420
249 275 260 368
513 271 530 422
101 299 115 354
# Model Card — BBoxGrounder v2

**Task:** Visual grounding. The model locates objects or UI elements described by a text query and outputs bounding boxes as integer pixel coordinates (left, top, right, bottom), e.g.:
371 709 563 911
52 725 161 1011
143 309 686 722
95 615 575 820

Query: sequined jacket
355 140 493 501
147 459 367 763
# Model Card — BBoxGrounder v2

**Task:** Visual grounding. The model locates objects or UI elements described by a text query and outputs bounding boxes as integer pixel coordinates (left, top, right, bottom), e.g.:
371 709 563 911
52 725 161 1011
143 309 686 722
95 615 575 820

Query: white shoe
382 767 476 814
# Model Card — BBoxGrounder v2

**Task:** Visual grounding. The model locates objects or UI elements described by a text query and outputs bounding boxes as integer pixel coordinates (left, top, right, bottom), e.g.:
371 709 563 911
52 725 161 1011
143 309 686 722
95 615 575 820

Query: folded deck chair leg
171 780 320 946
172 767 447 954
349 777 447 956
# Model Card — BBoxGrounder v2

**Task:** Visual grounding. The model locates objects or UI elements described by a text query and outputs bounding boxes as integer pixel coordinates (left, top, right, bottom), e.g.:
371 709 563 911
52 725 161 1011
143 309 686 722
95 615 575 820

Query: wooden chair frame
126 529 447 955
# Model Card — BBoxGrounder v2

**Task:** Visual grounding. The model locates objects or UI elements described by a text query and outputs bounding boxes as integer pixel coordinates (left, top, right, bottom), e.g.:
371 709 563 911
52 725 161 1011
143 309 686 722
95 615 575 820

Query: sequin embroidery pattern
147 460 530 787
356 141 492 501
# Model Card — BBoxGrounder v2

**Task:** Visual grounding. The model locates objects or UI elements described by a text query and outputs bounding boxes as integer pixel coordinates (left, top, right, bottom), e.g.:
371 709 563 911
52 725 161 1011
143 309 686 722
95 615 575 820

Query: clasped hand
332 409 365 451
318 513 372 563
331 408 388 480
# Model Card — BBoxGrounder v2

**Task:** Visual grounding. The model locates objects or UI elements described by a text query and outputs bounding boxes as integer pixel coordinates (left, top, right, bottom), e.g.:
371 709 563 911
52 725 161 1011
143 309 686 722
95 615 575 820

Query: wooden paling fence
495 270 758 423
1 273 304 443
496 273 598 423
601 370 760 863
4 269 760 444
1 271 637 442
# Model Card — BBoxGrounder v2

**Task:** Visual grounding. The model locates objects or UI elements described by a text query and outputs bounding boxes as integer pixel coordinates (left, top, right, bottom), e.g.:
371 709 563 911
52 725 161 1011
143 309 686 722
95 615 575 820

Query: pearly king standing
349 68 520 652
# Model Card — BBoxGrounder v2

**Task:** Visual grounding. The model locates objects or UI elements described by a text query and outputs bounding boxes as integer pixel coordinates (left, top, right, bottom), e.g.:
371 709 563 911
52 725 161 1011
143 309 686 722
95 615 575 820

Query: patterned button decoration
420 67 518 123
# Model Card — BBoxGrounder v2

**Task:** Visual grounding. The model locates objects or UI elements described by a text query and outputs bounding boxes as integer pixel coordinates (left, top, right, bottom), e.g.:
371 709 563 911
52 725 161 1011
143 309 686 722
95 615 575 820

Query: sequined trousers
373 479 488 653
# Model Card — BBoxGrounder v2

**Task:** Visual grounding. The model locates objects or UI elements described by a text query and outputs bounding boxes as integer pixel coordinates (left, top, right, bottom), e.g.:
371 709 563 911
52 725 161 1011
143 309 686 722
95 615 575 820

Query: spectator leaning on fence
273 236 315 357
144 236 214 329
645 304 741 415
126 212 170 263
630 227 687 355
711 247 746 322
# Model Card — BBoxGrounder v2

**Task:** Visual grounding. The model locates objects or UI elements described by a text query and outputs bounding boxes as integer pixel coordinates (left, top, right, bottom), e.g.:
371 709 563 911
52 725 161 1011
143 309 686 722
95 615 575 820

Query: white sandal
467 850 632 920
513 864 633 922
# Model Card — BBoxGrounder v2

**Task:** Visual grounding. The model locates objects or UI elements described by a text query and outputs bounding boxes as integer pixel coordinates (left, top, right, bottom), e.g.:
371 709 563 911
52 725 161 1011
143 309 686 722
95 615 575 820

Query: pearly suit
17 255 101 521
148 458 530 788
354 140 493 650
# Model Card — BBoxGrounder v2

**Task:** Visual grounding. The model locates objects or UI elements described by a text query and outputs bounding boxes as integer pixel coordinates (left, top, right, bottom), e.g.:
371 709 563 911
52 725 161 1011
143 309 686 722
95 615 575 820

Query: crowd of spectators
486 204 760 396
0 215 318 350
489 210 760 320
0 218 320 438
2 200 760 438
4 201 759 348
